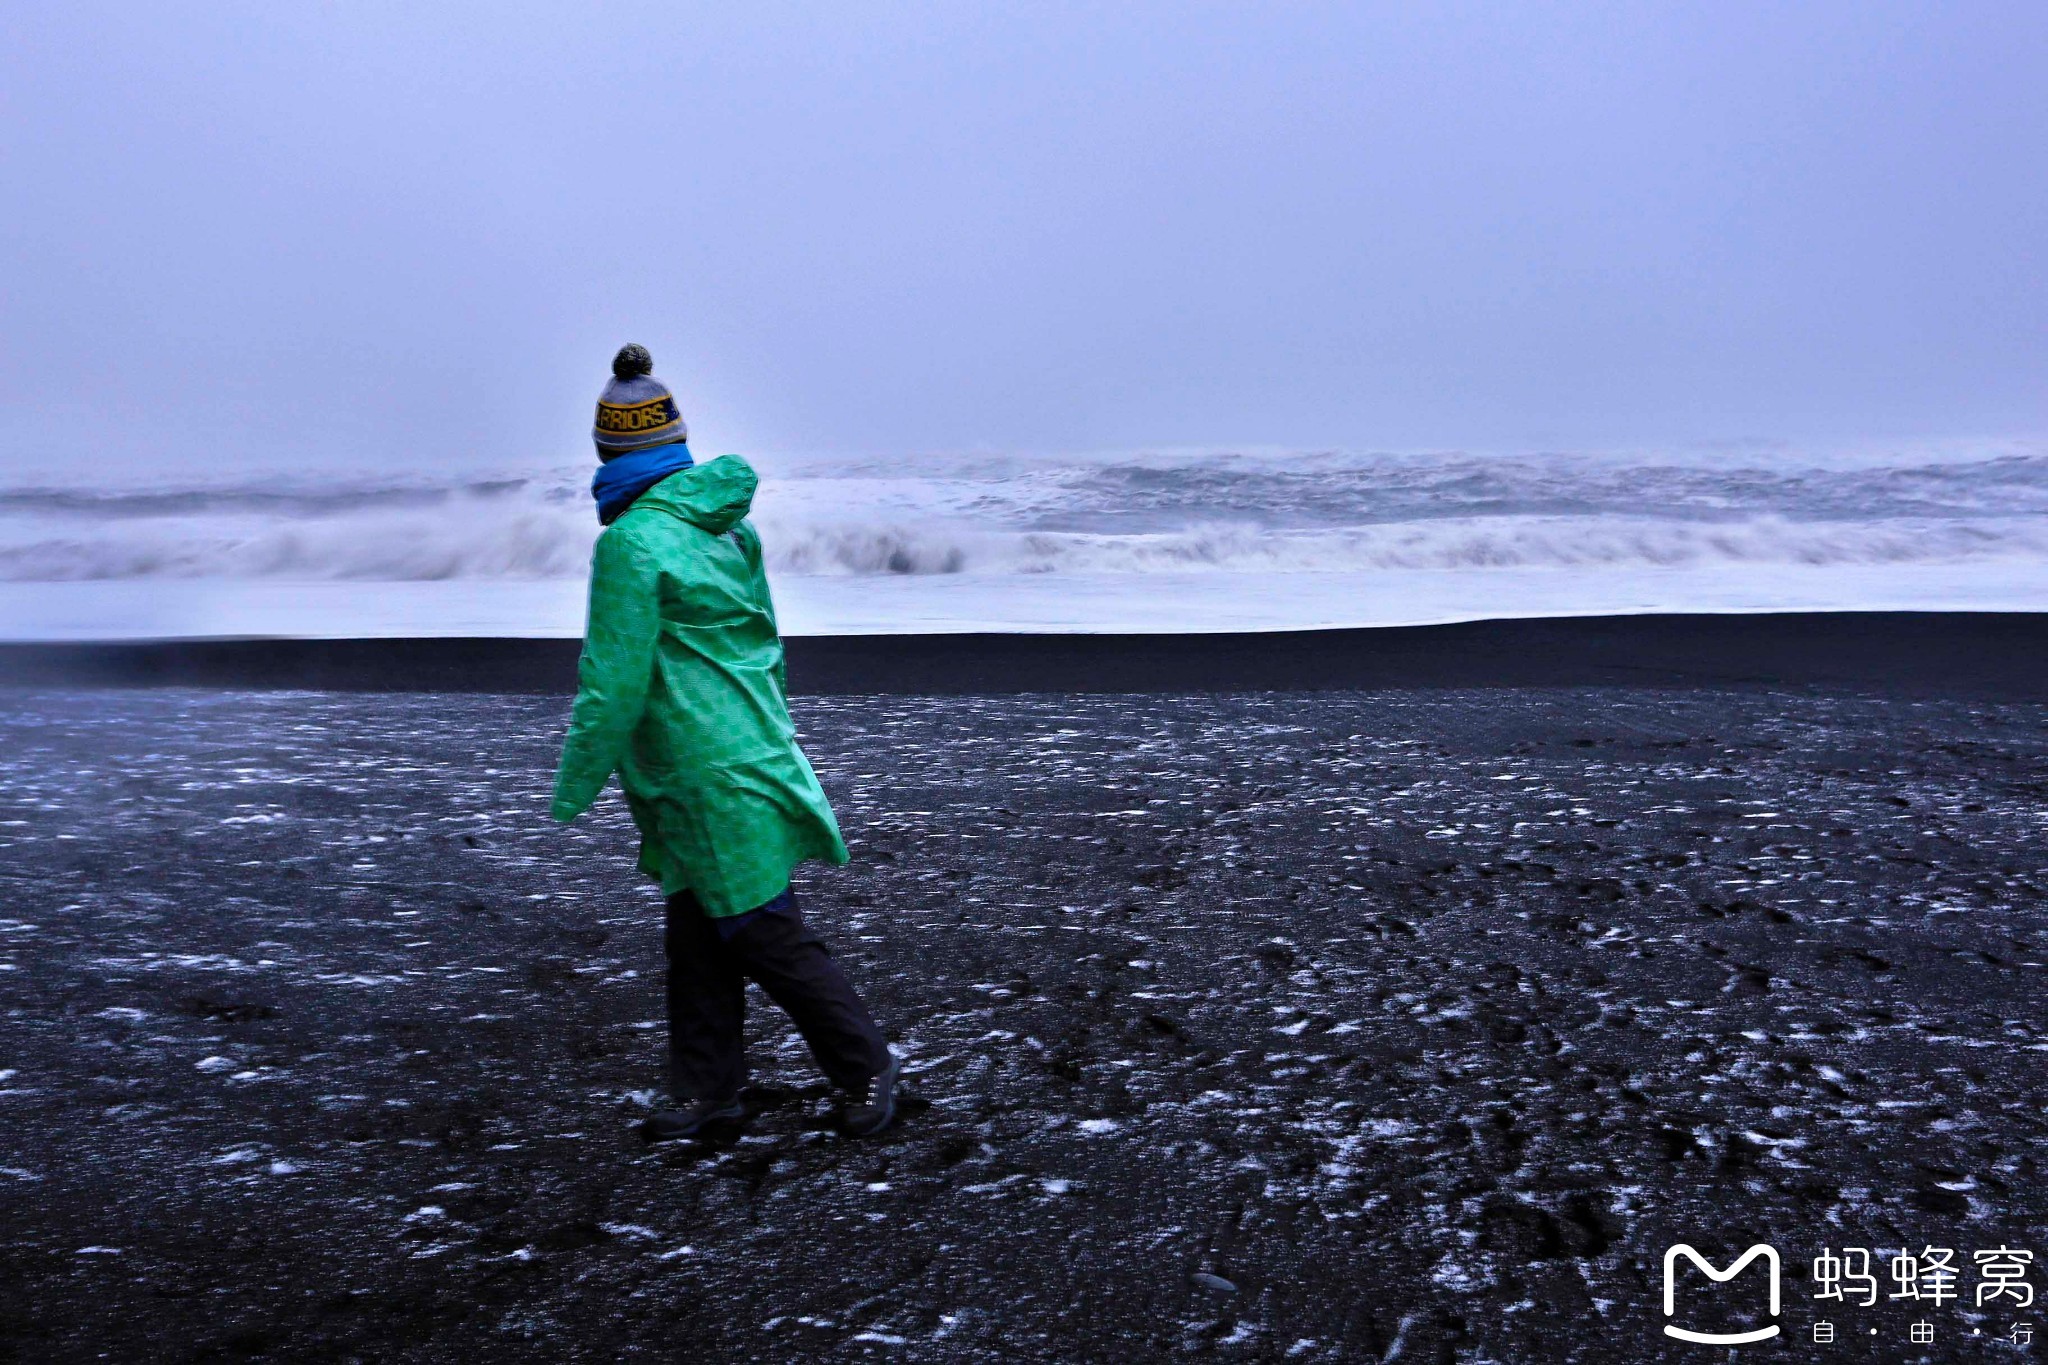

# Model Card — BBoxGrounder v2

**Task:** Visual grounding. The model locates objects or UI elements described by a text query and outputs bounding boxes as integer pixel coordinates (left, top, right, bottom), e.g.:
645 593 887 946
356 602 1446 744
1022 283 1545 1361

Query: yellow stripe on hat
596 395 682 433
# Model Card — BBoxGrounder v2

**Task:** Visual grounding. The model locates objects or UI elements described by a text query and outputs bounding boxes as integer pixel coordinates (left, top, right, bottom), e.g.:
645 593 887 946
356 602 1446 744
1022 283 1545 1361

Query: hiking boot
642 1095 745 1144
841 1050 901 1137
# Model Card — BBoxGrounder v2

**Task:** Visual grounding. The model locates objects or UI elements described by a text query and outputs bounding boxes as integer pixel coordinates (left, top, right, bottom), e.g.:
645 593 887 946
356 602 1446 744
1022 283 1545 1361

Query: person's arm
739 521 790 699
551 527 662 822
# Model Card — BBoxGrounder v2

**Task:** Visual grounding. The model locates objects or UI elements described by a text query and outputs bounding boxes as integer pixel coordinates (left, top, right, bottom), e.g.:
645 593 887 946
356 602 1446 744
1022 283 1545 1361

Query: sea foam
2 445 2044 583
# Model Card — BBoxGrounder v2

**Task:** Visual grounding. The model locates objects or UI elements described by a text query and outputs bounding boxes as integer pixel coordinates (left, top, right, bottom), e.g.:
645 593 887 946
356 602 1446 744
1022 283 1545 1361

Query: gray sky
4 2 2044 476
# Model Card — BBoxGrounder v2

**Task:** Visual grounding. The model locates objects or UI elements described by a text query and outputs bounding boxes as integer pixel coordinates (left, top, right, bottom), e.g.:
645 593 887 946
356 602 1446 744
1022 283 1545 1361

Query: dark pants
663 886 889 1101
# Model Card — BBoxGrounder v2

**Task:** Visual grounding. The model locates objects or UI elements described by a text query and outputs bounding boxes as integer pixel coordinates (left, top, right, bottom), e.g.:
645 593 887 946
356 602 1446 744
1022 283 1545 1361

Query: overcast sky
4 2 2044 476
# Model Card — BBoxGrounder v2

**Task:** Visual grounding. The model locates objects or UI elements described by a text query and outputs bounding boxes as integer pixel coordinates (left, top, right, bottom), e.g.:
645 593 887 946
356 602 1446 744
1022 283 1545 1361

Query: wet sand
2 611 2045 699
1 683 2045 1361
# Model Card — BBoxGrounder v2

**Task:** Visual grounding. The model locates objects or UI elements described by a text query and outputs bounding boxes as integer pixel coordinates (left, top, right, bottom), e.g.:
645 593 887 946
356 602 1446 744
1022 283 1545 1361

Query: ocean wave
2 446 2045 581
1 511 2042 581
753 515 2048 576
0 501 594 582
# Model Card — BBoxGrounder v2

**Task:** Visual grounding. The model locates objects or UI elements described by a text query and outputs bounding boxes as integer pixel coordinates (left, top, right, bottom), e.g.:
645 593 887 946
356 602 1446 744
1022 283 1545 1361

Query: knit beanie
592 344 688 459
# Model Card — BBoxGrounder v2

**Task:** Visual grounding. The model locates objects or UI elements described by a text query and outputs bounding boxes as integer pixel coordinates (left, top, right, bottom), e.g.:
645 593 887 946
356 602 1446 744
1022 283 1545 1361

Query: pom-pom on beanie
592 344 688 459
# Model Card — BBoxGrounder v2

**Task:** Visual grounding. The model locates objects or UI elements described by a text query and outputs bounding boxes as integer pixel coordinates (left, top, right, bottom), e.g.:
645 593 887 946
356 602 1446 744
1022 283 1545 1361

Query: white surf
2 443 2043 638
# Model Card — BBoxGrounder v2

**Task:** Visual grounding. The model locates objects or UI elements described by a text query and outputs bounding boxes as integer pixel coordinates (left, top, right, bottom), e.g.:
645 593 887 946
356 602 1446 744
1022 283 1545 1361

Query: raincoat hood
628 454 757 535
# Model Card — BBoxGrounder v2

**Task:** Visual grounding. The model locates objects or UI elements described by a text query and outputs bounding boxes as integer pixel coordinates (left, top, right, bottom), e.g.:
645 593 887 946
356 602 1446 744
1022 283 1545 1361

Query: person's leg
716 887 890 1093
663 888 748 1100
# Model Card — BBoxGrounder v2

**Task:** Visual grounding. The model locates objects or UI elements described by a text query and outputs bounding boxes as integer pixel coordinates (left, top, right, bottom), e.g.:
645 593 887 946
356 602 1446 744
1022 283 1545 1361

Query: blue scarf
592 442 694 525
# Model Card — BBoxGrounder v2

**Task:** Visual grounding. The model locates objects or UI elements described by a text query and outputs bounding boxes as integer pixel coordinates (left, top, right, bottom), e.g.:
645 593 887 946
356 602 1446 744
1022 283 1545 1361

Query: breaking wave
756 515 2048 577
2 446 2045 582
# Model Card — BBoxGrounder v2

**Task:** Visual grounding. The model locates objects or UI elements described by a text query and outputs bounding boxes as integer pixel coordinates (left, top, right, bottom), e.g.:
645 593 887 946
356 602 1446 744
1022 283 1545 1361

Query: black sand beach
4 611 2047 699
3 628 2047 1361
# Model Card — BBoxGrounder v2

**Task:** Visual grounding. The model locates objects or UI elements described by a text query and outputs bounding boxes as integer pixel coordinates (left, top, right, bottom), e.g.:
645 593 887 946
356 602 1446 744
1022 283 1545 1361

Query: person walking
551 344 899 1142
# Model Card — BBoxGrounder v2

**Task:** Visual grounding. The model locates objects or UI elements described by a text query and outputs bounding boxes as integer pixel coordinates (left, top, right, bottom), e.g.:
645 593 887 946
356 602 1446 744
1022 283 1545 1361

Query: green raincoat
550 454 848 915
